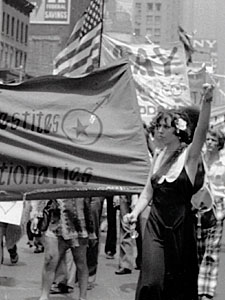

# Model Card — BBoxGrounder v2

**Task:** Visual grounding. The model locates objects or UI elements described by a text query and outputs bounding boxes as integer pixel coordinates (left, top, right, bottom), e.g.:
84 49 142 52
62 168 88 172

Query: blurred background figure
104 196 117 260
0 222 21 265
196 128 225 300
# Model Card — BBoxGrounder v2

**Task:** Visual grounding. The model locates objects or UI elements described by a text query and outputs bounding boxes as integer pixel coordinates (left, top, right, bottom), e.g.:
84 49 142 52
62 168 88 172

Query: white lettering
139 105 157 116
45 11 67 19
46 4 66 9
206 40 217 49
193 40 204 48
193 39 217 50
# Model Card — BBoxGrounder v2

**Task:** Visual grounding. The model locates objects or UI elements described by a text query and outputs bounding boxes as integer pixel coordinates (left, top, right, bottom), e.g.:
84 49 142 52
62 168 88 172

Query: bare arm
125 171 153 223
186 84 214 183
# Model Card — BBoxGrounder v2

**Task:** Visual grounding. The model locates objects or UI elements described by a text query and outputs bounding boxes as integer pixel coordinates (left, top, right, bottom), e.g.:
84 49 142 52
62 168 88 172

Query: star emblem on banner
62 109 103 145
73 119 89 138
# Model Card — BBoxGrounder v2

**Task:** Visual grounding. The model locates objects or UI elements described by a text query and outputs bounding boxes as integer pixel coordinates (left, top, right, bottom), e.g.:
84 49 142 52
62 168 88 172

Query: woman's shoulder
157 146 188 184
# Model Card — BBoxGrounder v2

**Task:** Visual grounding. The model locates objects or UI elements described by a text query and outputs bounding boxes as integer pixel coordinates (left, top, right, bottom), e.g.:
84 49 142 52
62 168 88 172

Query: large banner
101 34 192 124
0 61 150 201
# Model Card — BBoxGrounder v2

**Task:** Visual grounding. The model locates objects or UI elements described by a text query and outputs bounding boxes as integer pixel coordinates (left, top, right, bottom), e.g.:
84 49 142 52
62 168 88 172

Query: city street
0 230 138 300
1 227 225 300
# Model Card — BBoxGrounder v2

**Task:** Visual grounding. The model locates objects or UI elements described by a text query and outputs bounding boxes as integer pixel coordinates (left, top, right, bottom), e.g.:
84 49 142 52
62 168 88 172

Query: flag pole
98 0 105 68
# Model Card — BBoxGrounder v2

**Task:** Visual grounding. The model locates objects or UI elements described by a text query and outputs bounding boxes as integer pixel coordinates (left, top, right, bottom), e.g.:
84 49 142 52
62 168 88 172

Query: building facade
132 0 182 45
181 0 225 105
0 0 34 82
26 0 90 77
27 0 134 76
104 0 133 41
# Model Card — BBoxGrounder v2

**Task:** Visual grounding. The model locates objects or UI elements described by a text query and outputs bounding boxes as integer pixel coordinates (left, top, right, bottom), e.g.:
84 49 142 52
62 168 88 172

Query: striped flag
53 0 103 76
178 25 195 65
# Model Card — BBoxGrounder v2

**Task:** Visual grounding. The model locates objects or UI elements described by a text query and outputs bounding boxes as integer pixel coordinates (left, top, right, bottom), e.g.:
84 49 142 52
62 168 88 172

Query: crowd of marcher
0 83 225 300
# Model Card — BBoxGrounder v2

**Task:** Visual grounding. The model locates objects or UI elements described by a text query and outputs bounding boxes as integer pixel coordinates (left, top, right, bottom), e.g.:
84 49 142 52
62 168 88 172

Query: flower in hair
175 118 187 131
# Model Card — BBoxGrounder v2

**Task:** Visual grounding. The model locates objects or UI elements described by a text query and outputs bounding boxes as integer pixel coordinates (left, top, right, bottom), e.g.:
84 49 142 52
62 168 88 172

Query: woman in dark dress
124 84 214 300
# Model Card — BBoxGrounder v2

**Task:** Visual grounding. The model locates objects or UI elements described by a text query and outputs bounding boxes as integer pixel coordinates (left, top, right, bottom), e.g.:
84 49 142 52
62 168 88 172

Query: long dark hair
149 108 191 144
150 108 191 182
177 105 200 144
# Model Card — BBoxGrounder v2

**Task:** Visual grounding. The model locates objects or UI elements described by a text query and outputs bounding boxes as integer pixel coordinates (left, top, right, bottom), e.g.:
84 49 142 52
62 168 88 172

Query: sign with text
0 61 150 200
101 34 192 124
0 201 24 225
30 0 71 24
192 39 218 71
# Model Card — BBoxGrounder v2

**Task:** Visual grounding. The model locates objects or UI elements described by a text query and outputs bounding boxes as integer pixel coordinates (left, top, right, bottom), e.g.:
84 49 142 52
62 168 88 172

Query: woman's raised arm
188 84 214 161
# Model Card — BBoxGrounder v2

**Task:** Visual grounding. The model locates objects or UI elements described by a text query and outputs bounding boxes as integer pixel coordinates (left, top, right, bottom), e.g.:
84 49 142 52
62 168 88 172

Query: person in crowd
143 121 156 158
133 122 155 270
31 197 95 300
124 83 214 300
104 196 117 260
115 194 139 275
196 128 225 300
49 196 105 293
50 249 75 294
86 196 104 290
27 199 47 253
27 219 45 253
0 222 21 265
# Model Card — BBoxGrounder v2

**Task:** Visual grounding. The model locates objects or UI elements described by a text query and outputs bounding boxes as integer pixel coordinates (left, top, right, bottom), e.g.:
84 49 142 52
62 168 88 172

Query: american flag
53 0 103 76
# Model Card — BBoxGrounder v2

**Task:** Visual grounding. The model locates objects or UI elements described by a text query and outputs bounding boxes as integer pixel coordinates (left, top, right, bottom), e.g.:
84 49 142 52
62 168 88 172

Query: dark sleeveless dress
135 167 198 300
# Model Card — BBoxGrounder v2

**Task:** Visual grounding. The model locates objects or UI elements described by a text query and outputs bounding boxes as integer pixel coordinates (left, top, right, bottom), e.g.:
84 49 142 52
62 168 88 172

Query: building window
155 3 161 11
20 22 24 43
155 16 161 24
2 12 5 33
146 28 153 35
155 28 161 35
15 49 20 67
135 3 141 9
9 47 14 68
135 21 141 26
0 43 3 65
147 3 153 11
24 53 27 68
11 17 15 37
16 20 19 41
146 16 153 26
135 3 141 13
25 25 28 44
6 14 10 35
134 28 140 36
20 51 23 66
4 44 8 67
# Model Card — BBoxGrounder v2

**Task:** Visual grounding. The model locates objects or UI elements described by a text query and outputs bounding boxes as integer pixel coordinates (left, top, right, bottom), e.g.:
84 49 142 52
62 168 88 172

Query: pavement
0 227 225 300
0 231 138 300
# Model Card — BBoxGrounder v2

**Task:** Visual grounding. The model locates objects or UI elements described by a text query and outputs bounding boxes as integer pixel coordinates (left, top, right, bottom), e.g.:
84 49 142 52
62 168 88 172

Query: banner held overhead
0 61 150 201
101 34 192 124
